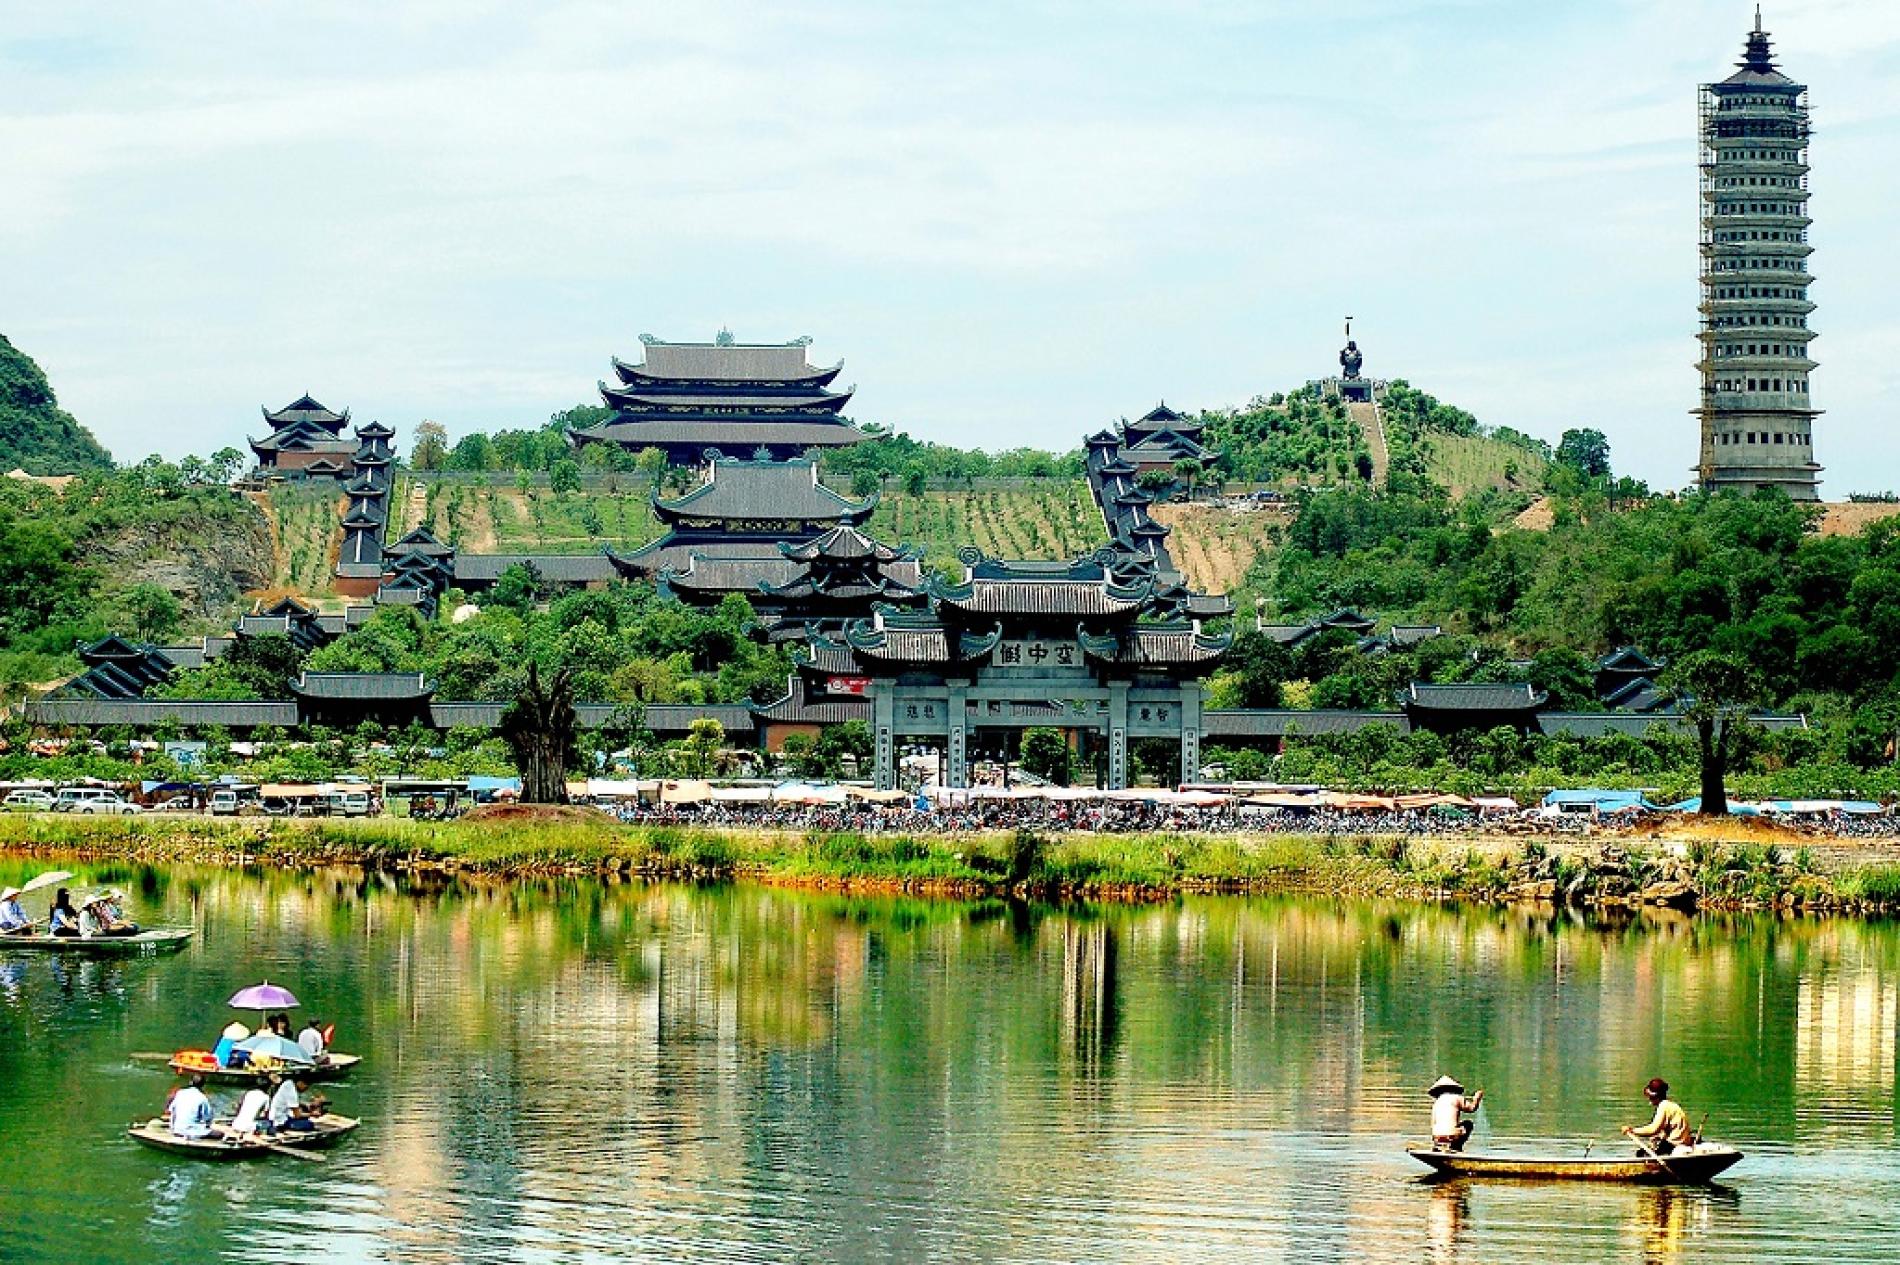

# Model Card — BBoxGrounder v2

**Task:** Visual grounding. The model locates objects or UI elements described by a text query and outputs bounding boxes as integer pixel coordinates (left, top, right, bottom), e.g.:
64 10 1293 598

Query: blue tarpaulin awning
1542 789 1656 813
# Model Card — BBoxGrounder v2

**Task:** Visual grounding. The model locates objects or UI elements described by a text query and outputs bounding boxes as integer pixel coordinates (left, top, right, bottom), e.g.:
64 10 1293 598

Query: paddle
1630 1133 1682 1178
251 1136 325 1162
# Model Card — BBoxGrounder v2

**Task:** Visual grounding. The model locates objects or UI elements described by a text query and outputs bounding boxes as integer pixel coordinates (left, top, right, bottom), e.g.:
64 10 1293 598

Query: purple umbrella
228 982 300 1010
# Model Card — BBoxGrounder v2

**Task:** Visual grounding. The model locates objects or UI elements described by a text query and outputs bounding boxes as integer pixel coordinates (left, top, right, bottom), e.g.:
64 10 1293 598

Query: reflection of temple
1060 920 1119 1078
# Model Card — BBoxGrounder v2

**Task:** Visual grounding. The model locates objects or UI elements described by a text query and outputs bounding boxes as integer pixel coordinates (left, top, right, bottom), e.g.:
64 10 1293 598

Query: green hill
0 335 114 475
1200 381 1549 498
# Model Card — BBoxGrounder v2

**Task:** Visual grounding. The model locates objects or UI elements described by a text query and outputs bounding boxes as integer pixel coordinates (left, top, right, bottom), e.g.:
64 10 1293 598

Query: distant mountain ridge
0 334 114 475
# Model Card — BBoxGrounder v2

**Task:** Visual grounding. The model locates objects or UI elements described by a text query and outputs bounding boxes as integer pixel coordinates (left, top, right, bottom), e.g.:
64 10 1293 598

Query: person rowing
1622 1077 1694 1156
0 887 29 936
1428 1075 1484 1152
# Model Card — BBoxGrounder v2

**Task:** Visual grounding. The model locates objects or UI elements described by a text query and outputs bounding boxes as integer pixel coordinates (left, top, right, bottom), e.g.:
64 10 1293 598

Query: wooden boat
1407 1143 1743 1184
127 1113 360 1159
0 928 192 955
131 1051 364 1084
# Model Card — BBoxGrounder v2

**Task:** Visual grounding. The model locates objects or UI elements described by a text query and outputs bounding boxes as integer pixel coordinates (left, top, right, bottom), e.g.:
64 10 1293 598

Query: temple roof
570 419 869 451
614 338 840 385
1597 646 1665 673
1123 428 1216 461
451 553 619 584
1401 682 1548 712
1079 623 1232 669
653 457 874 526
1124 403 1200 436
599 384 852 414
661 554 807 595
262 394 349 431
354 420 395 440
249 426 356 454
1718 20 1800 89
929 574 1150 618
780 525 908 564
290 671 434 701
387 526 453 558
844 617 1002 667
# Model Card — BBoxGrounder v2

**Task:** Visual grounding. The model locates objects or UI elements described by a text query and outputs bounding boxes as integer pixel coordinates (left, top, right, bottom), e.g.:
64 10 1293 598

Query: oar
1631 1133 1682 1178
1693 1112 1710 1147
253 1137 325 1162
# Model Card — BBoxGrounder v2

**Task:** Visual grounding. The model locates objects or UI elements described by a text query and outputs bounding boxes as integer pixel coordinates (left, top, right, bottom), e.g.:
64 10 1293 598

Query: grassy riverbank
2 811 1898 913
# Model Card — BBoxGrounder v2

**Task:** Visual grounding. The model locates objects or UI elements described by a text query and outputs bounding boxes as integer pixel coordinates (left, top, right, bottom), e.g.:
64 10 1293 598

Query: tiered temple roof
798 547 1232 683
57 636 178 700
250 394 358 474
569 334 868 464
610 456 876 584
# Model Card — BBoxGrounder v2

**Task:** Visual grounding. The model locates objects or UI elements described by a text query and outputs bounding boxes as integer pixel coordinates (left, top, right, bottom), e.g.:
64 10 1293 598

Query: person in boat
92 890 138 935
229 1084 271 1139
267 1072 323 1132
213 1021 251 1068
297 1018 328 1063
0 887 29 935
168 1074 215 1140
1428 1075 1484 1152
47 889 79 937
268 1013 293 1039
1623 1077 1693 1155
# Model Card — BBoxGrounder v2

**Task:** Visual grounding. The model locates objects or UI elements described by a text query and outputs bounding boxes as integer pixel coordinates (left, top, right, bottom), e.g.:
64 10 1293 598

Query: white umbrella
19 870 73 895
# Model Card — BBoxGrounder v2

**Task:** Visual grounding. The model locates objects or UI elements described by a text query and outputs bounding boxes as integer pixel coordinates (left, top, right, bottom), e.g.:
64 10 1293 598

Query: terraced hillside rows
1148 502 1282 594
863 485 1106 573
263 484 343 597
395 476 664 555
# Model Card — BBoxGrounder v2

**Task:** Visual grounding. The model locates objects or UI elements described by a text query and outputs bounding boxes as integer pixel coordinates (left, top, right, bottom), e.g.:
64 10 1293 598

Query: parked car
51 787 143 816
2 789 55 813
208 789 254 816
315 791 375 818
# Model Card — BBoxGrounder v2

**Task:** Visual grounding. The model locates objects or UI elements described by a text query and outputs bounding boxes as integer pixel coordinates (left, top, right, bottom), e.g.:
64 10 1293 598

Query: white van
316 790 374 818
52 788 143 815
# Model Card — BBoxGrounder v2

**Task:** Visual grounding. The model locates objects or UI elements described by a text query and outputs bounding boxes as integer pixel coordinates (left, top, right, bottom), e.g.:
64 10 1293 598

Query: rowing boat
129 1051 363 1084
127 1113 360 1159
1407 1143 1743 1184
0 928 192 955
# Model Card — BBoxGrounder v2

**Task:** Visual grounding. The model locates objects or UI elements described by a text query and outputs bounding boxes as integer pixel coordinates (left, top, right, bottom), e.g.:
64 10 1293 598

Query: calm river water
0 857 1894 1263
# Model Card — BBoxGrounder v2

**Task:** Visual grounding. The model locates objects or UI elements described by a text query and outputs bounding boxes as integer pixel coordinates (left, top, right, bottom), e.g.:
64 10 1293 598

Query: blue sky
3 1 1896 492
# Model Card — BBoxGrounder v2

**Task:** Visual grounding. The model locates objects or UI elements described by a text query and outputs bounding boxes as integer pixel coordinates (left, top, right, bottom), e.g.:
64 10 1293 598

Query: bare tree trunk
1696 717 1728 816
501 664 577 804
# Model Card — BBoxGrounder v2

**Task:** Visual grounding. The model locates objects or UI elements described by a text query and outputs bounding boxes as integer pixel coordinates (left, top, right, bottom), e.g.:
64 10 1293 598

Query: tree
209 446 246 484
500 663 577 803
119 583 182 643
1528 647 1597 711
1226 630 1292 709
903 464 928 497
1661 650 1762 816
683 716 725 776
1172 458 1203 498
1020 727 1072 786
1136 468 1174 493
1555 428 1612 480
548 458 582 495
410 420 449 470
634 447 667 484
850 468 880 499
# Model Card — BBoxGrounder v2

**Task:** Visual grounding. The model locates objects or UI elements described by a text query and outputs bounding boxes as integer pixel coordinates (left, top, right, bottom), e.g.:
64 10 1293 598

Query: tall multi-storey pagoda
250 394 357 477
568 332 868 465
1695 12 1821 499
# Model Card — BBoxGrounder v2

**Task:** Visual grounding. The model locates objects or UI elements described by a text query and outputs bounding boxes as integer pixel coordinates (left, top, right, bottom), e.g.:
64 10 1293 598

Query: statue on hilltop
1339 316 1364 380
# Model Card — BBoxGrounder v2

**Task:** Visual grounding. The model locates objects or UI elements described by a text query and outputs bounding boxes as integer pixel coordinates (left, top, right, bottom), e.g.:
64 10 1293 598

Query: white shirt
268 1080 300 1127
169 1086 213 1138
78 909 102 937
230 1088 270 1134
1432 1092 1474 1137
297 1027 325 1059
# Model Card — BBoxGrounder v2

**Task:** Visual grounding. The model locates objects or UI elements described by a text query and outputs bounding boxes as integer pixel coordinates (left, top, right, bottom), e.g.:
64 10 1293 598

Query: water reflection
0 858 1896 1262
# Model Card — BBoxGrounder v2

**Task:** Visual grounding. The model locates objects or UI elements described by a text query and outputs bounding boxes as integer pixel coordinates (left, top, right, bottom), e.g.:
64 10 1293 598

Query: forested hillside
0 335 114 475
0 466 270 699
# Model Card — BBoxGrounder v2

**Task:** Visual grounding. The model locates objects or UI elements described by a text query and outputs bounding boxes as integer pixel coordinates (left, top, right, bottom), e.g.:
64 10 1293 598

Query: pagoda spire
1742 9 1775 71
